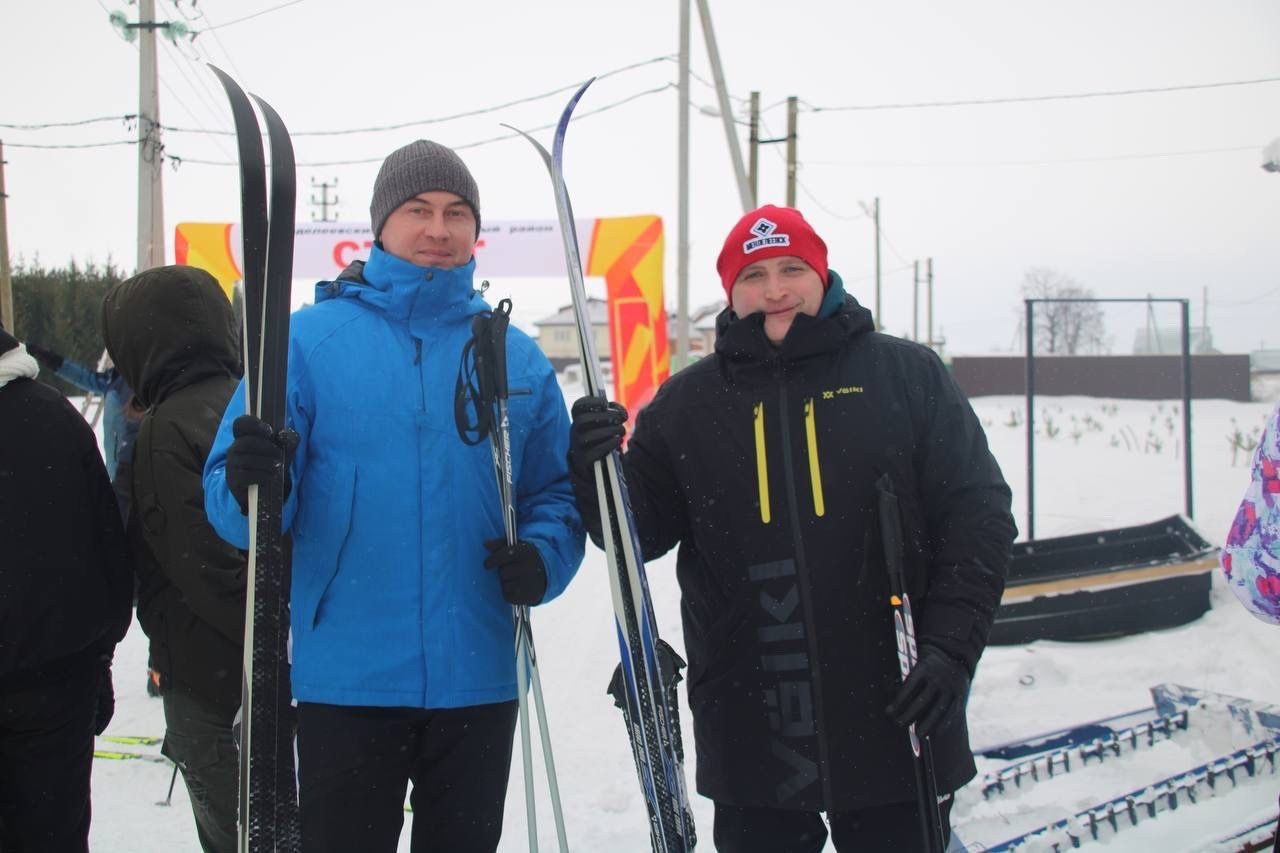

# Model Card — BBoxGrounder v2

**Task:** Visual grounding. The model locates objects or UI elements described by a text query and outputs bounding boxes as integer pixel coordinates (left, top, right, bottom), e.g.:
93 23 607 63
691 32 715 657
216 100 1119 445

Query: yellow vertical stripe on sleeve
754 401 771 524
804 398 825 517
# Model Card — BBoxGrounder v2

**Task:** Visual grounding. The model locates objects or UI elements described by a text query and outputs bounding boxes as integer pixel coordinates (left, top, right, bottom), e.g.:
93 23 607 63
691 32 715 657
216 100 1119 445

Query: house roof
533 298 608 326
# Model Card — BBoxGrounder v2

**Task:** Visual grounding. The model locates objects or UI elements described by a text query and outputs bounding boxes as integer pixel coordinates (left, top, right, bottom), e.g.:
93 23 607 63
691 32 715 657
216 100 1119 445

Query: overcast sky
5 0 1279 355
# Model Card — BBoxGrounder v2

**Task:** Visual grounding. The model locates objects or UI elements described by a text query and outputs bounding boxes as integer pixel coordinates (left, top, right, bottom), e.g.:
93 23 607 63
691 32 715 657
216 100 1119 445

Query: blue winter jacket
203 246 585 708
53 360 134 480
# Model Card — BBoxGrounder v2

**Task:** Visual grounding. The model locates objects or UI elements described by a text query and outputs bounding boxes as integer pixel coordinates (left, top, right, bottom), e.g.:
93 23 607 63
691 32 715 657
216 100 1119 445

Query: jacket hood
101 265 241 408
314 245 488 337
714 269 875 365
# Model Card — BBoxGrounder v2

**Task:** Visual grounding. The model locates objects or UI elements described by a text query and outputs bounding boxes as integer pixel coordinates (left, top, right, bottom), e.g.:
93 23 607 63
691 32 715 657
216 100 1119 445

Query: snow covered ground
84 390 1280 851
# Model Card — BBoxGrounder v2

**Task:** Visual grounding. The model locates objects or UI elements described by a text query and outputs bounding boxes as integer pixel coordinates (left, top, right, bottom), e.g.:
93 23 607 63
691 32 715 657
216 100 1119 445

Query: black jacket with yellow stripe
578 277 1016 811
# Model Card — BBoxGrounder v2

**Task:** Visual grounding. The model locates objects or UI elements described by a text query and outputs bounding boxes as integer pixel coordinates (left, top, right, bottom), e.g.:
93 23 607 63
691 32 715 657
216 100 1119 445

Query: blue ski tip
552 78 595 163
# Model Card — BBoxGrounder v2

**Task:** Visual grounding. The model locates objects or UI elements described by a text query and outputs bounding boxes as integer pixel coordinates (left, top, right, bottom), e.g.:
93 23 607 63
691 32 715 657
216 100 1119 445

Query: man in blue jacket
203 140 585 853
24 345 142 519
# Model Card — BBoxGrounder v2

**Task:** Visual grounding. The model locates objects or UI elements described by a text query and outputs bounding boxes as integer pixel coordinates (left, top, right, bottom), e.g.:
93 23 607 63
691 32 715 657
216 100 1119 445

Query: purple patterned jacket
1222 403 1280 623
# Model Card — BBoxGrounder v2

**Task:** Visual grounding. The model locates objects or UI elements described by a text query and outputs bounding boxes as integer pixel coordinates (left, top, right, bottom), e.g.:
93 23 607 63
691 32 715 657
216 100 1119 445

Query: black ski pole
157 763 179 807
877 474 948 853
456 300 569 851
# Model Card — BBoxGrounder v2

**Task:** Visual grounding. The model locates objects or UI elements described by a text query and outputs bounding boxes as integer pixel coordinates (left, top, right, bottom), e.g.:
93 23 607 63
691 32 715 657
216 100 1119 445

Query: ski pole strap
453 299 514 445
454 328 492 445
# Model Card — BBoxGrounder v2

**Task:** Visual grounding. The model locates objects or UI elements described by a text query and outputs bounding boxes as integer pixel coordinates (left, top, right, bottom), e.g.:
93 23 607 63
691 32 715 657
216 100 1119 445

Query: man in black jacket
101 266 246 853
0 324 133 852
569 206 1016 851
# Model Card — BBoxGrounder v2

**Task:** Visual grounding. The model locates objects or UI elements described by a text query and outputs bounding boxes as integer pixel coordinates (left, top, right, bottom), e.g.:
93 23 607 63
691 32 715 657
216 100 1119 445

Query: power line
755 115 866 220
842 263 914 284
806 144 1263 168
166 82 675 167
196 0 305 33
165 0 250 85
786 74 1280 113
5 54 675 140
0 116 132 130
7 140 136 150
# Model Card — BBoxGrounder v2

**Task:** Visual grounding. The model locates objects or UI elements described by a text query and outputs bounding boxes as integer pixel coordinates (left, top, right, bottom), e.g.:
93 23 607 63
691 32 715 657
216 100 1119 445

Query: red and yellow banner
585 215 667 415
175 216 669 410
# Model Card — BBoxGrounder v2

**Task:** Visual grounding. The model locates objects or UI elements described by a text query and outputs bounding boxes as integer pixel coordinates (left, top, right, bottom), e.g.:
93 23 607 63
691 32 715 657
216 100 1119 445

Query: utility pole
310 178 340 222
0 141 11 333
926 257 934 349
747 91 760 207
1202 285 1209 347
912 260 920 342
873 198 881 331
784 96 798 208
135 0 165 272
675 0 691 369
694 0 752 212
111 1 188 271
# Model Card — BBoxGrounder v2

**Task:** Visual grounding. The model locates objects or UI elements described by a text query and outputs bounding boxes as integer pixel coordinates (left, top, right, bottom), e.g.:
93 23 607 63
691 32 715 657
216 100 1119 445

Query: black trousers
160 688 239 853
713 797 954 853
296 700 518 853
0 660 100 853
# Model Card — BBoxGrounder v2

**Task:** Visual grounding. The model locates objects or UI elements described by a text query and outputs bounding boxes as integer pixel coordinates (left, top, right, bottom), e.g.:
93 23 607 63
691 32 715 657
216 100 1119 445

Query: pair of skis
455 299 568 852
509 82 697 853
210 66 300 853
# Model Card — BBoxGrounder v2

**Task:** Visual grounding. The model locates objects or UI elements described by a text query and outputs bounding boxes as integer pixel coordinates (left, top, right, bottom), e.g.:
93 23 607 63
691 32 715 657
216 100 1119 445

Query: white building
532 299 727 370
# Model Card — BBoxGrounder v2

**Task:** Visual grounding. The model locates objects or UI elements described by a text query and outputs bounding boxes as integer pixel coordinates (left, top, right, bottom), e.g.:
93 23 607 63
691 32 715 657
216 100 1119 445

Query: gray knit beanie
370 140 480 239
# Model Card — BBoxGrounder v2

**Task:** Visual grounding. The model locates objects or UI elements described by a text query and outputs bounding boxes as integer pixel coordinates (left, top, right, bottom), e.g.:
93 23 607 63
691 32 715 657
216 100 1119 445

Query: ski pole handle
488 299 512 401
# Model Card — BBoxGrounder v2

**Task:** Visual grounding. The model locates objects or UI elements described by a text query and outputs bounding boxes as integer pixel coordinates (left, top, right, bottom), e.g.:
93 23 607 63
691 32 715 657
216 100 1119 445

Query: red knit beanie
716 205 829 299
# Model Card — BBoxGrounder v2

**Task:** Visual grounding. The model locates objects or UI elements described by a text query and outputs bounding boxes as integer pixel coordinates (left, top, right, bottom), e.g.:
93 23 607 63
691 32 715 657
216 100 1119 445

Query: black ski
877 474 947 853
507 80 696 852
210 65 300 853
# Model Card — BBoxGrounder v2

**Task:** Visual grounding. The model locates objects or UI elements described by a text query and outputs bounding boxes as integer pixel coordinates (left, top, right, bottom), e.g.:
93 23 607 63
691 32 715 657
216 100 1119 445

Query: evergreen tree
11 258 127 394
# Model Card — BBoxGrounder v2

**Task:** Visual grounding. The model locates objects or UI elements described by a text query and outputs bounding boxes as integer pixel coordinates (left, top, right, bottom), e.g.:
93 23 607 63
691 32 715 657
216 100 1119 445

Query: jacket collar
714 269 875 367
317 245 488 336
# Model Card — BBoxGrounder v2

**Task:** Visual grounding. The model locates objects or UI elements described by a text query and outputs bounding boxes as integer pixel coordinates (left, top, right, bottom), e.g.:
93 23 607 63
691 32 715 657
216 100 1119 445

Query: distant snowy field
84 388 1280 851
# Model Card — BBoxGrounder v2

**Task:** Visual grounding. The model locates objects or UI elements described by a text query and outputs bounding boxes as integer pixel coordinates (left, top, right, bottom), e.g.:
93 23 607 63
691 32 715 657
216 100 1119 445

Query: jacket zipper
753 401 772 524
413 334 429 699
803 398 825 517
776 376 835 808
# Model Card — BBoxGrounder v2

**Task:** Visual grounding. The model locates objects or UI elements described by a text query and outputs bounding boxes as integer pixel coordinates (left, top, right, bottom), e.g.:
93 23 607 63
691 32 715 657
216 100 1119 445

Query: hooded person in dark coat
569 206 1017 852
101 265 246 853
0 324 133 852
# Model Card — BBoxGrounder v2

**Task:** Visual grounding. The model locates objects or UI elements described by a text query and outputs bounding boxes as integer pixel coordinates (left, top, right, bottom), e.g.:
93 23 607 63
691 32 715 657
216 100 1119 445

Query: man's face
729 255 826 344
379 191 477 269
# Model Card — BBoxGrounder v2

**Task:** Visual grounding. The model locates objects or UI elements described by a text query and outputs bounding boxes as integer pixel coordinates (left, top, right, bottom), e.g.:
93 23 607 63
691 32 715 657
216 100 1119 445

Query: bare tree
1018 267 1108 354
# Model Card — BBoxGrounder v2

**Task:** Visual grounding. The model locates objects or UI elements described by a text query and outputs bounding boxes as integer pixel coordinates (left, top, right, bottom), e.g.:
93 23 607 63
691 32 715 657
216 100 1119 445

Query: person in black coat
569 206 1017 852
0 324 133 852
101 266 246 853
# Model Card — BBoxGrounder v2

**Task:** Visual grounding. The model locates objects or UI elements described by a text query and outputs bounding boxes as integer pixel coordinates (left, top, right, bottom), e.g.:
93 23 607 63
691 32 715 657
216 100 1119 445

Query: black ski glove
886 644 970 739
25 342 64 370
568 395 628 478
94 658 115 736
225 415 298 516
483 539 548 606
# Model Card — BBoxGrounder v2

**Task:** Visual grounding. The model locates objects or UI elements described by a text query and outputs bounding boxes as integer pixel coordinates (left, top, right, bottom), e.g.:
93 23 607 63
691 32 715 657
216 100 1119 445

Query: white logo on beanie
743 217 790 254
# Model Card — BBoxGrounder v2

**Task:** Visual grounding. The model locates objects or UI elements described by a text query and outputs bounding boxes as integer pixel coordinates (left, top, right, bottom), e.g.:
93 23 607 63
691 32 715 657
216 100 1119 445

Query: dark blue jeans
161 688 239 853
